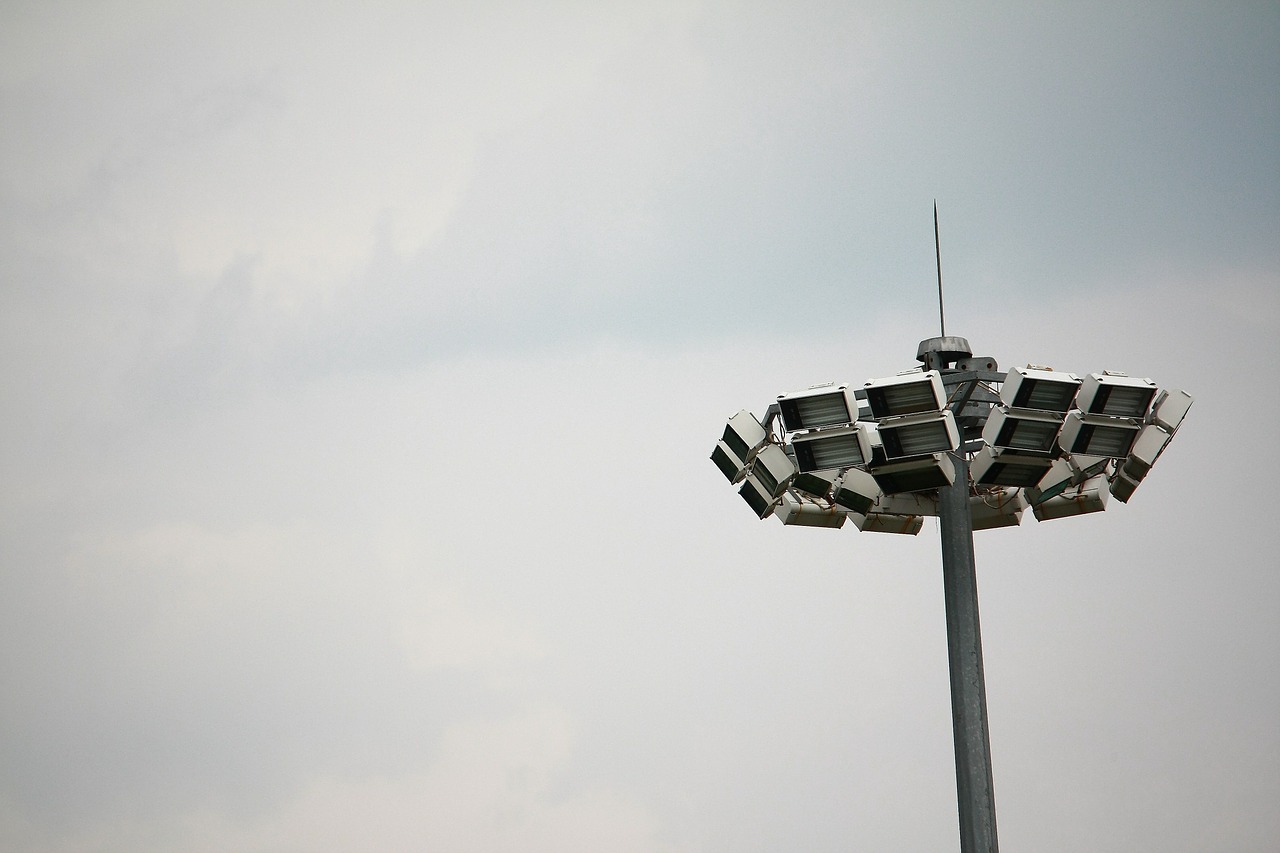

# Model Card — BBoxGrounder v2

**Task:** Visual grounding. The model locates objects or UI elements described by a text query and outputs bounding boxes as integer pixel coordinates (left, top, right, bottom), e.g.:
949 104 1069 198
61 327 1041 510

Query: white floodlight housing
864 370 947 419
1059 412 1142 457
1121 423 1173 481
1031 474 1110 521
750 443 797 499
876 410 959 460
738 474 776 519
791 424 869 472
969 446 1055 487
854 512 924 535
1026 454 1111 506
870 452 956 494
832 467 881 515
999 367 1081 412
791 470 838 501
970 488 1027 530
774 494 847 528
711 410 769 482
1151 389 1193 434
1109 468 1141 504
777 384 860 433
1076 373 1158 418
873 491 940 517
982 406 1065 455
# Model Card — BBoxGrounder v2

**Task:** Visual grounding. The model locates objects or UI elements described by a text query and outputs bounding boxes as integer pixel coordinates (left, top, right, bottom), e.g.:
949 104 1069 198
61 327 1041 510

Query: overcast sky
2 2 1277 851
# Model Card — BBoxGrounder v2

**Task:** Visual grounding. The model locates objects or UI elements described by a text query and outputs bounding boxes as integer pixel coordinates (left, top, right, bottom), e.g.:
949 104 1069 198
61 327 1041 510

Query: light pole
710 333 1192 853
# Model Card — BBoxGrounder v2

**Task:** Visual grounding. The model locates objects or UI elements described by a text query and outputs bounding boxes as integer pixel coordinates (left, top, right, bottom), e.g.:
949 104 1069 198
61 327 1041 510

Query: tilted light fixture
864 370 947 418
777 383 861 432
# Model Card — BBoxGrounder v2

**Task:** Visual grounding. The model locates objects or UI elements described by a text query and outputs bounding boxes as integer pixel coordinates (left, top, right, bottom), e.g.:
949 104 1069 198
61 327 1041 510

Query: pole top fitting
917 336 973 370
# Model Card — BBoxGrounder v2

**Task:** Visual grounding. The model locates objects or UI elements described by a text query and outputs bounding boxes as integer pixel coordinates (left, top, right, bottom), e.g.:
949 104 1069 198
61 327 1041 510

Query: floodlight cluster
711 364 1191 534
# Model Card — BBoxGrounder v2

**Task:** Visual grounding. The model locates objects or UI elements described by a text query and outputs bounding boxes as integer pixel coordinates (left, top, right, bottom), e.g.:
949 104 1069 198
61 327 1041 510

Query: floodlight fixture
869 452 956 494
1025 454 1112 506
969 446 1055 487
777 384 860 433
854 512 924 535
738 474 775 519
1109 467 1141 504
1031 473 1110 521
832 467 881 515
864 370 947 418
749 443 797 499
875 410 960 460
873 491 940 517
1059 411 1142 457
999 366 1081 412
710 409 769 482
1151 389 1194 434
970 488 1027 530
982 406 1065 455
791 470 839 500
1076 372 1158 418
1121 422 1173 481
775 493 847 528
791 424 869 472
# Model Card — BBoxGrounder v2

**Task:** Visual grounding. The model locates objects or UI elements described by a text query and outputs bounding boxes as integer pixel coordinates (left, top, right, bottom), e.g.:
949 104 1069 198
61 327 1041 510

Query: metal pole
938 450 999 852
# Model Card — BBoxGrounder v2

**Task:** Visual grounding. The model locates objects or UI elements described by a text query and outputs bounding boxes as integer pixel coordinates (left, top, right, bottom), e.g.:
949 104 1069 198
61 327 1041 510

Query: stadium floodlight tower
710 333 1192 853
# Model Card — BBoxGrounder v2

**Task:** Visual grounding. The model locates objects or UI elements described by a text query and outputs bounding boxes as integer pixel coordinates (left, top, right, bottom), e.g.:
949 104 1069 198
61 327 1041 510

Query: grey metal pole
938 450 1000 852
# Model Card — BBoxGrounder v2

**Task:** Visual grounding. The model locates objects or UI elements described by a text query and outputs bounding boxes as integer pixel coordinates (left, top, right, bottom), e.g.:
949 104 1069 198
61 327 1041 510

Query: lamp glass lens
794 393 852 429
983 461 1048 486
711 445 740 481
877 381 938 416
1080 424 1137 457
1020 380 1078 412
999 418 1059 452
739 482 771 518
722 424 751 460
797 434 864 471
1094 385 1155 417
883 421 951 457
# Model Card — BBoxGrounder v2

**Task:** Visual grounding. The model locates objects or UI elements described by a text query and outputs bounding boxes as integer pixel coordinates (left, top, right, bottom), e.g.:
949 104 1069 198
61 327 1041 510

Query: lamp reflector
982 406 1064 454
854 513 924 535
877 410 959 460
1031 474 1110 521
864 371 947 418
750 443 797 498
970 446 1055 487
774 494 847 528
999 367 1081 412
1151 389 1193 434
1059 412 1142 457
1077 373 1158 418
833 467 881 515
777 385 858 432
791 424 867 472
870 453 956 494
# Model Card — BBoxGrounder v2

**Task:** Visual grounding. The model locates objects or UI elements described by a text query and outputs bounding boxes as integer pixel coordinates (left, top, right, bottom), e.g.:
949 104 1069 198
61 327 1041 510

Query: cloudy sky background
2 2 1277 850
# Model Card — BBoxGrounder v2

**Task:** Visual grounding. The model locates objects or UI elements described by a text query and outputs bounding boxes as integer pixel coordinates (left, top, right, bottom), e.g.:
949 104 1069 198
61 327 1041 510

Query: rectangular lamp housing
711 441 747 483
1076 373 1158 418
999 366 1081 412
749 443 797 498
1059 411 1142 457
777 385 858 433
738 474 775 519
970 488 1027 530
864 370 947 419
1151 389 1193 434
1031 474 1110 521
1121 423 1173 481
774 494 847 528
722 410 768 462
970 446 1055 487
982 405 1065 455
791 424 868 472
876 410 959 460
870 452 956 494
854 512 924 535
833 467 881 515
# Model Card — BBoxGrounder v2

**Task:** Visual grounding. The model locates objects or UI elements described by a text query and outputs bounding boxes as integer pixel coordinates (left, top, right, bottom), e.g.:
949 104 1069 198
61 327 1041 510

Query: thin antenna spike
934 201 946 337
